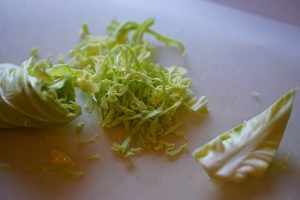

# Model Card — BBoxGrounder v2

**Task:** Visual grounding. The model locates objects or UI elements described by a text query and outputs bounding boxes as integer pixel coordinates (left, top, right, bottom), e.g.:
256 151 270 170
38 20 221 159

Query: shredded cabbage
69 18 207 157
193 89 296 182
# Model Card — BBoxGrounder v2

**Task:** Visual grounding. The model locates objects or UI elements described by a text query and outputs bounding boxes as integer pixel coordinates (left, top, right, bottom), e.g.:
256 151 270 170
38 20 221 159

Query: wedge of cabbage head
193 89 296 182
0 57 81 127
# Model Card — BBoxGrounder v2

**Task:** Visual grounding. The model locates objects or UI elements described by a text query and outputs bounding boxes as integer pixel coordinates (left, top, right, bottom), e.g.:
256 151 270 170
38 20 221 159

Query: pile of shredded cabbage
69 18 208 157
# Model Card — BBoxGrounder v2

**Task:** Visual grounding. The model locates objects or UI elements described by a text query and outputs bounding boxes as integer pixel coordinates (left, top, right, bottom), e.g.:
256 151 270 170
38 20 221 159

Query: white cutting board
1 0 300 200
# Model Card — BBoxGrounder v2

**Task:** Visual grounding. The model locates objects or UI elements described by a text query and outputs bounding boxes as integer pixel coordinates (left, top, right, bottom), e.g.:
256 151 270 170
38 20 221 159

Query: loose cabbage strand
31 47 40 59
27 149 84 178
69 18 207 157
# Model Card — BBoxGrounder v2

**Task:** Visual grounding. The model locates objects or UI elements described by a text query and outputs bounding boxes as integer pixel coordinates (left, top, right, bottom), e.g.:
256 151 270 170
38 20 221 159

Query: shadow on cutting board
205 160 300 200
0 122 104 185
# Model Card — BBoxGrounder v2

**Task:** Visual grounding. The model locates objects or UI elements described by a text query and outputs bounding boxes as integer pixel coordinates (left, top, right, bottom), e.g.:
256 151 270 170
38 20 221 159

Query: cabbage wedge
193 89 296 182
0 57 81 127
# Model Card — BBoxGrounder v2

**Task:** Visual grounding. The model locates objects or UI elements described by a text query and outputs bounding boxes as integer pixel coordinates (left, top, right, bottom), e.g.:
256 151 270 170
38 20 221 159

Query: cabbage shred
69 18 207 157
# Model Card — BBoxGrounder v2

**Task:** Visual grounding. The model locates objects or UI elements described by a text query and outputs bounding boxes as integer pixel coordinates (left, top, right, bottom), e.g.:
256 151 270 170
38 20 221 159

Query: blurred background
211 0 300 26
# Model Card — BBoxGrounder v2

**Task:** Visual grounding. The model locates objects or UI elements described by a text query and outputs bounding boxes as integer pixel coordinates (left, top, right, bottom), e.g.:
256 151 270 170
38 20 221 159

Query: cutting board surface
1 1 300 200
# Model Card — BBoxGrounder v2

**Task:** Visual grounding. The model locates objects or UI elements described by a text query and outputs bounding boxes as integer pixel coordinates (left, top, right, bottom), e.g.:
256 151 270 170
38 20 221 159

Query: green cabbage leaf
193 89 296 182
